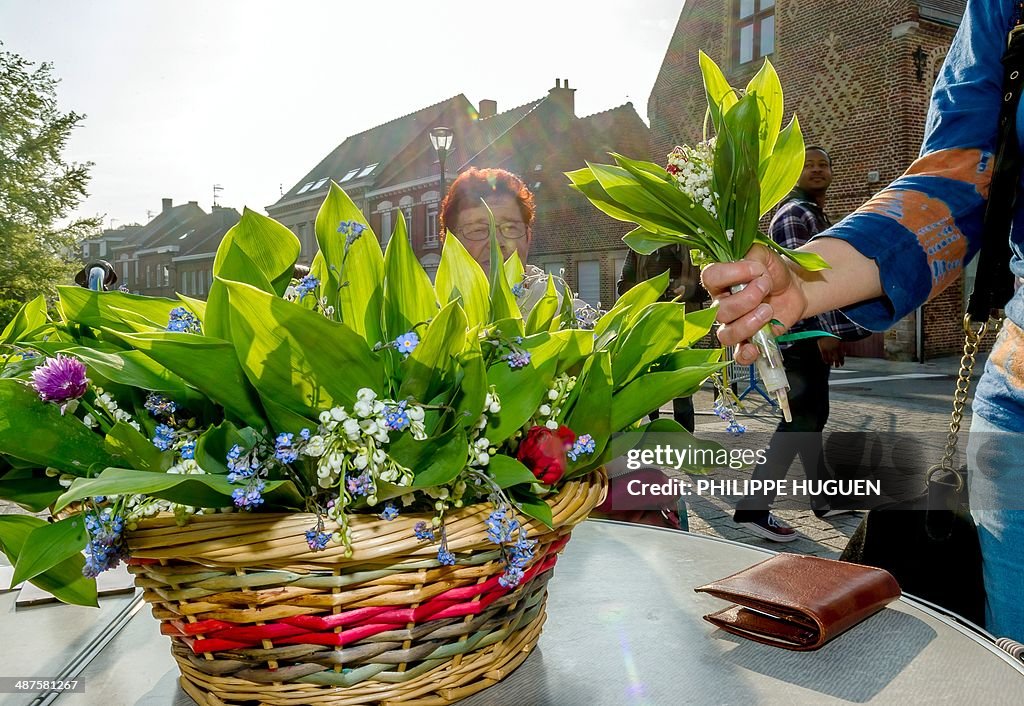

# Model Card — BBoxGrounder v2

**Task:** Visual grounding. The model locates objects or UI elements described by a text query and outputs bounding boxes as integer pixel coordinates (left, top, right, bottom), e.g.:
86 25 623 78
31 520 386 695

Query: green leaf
757 234 831 271
57 286 177 333
109 330 266 429
436 231 490 328
393 425 468 488
176 293 207 321
511 491 553 529
681 306 720 347
611 361 729 430
525 276 559 335
0 476 65 512
594 270 670 339
487 455 538 488
1 295 47 344
566 167 692 237
399 300 467 403
195 421 257 476
214 207 300 297
745 58 784 166
0 515 97 607
452 339 487 430
54 468 302 512
488 218 520 325
564 350 612 476
59 346 191 395
11 515 88 586
504 250 525 287
223 279 384 418
485 332 565 444
104 421 170 472
0 379 118 474
758 115 806 216
206 238 275 340
383 210 438 341
316 183 384 344
621 227 702 257
611 303 687 387
699 50 739 132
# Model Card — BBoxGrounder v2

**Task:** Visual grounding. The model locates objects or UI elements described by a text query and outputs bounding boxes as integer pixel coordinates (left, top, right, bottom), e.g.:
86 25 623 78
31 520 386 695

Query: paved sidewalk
674 353 976 557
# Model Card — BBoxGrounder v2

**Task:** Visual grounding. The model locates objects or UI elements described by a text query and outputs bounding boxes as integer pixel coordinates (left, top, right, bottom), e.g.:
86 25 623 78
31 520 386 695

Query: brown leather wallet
694 553 901 650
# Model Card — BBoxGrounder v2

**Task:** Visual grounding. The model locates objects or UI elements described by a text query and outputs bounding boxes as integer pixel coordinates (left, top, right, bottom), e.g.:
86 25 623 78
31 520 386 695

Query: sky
0 0 684 229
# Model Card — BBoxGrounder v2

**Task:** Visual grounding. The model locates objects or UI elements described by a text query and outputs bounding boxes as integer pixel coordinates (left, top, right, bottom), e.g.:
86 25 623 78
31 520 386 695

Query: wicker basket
125 469 606 706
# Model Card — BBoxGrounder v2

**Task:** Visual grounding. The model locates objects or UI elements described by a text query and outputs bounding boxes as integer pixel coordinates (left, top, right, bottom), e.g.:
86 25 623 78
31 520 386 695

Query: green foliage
569 54 828 272
0 44 101 301
0 180 727 605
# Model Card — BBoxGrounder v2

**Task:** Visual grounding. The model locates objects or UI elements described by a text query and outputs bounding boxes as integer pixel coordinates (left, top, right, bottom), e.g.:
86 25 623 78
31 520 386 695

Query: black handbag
841 23 1024 629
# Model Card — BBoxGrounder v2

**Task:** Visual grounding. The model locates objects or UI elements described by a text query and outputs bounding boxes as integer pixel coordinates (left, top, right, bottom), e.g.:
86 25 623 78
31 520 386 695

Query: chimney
547 78 576 130
188 200 199 207
479 99 497 119
162 197 173 213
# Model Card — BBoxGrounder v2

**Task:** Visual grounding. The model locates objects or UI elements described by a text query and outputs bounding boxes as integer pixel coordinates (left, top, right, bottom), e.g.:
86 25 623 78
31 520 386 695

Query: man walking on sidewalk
733 146 869 541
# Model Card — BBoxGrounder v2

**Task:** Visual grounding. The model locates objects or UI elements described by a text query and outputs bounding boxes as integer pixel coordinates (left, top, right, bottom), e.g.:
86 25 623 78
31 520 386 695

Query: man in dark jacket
617 244 707 432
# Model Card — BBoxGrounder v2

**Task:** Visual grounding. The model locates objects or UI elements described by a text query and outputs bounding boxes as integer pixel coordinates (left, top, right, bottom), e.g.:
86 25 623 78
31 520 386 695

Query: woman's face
450 194 531 271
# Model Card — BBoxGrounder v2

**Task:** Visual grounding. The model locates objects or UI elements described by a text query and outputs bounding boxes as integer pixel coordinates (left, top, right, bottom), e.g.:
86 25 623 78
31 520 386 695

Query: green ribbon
775 330 840 343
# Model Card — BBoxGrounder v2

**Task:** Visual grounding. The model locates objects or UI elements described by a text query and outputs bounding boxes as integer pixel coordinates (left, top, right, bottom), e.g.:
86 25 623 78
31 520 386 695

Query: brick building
267 81 650 306
89 198 240 298
649 0 976 359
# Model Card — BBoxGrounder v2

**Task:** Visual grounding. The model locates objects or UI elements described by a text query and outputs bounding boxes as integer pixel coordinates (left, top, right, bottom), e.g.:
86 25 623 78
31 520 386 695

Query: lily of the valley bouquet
0 184 726 606
568 54 830 421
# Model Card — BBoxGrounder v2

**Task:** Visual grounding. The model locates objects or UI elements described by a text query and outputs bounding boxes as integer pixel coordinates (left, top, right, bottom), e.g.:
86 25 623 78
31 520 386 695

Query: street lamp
429 126 454 237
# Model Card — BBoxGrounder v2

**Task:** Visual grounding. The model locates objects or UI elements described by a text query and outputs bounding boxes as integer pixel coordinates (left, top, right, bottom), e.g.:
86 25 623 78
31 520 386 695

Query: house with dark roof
106 198 239 298
648 0 967 360
267 81 651 303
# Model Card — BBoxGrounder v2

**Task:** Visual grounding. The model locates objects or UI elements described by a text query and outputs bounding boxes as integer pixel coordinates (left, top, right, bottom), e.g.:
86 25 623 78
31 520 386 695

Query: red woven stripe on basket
186 554 561 653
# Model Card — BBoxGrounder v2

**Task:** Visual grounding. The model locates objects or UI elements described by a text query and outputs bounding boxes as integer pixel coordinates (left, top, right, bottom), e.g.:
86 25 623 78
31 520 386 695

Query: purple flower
296 275 319 298
346 472 373 497
379 502 399 521
414 521 435 541
83 508 129 577
305 528 332 551
505 350 531 369
499 566 525 589
485 508 520 545
384 401 410 431
30 355 88 406
152 423 175 451
144 393 177 419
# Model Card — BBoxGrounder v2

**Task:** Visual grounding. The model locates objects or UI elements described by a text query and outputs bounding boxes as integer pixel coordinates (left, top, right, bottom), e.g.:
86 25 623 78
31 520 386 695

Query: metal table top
5 520 1024 705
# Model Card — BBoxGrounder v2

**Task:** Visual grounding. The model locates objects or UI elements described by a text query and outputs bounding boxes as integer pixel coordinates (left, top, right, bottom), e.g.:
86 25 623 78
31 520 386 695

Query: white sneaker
736 513 799 542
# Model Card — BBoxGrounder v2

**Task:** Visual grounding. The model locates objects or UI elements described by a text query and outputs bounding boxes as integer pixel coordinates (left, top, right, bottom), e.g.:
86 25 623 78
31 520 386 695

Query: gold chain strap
926 313 993 491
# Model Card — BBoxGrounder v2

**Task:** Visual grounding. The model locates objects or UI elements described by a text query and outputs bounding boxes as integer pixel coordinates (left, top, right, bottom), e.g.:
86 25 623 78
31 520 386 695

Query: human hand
701 244 809 365
818 336 845 367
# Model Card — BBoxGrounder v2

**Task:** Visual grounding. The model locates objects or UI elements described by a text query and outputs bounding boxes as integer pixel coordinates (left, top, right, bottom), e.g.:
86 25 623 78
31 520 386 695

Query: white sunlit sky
0 0 685 229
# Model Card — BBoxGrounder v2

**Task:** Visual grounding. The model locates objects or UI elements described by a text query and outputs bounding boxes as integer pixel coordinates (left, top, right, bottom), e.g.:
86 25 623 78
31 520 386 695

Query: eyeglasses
457 221 528 241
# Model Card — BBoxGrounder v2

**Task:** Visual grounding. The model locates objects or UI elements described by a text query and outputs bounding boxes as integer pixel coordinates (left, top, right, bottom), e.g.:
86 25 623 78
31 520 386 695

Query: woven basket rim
125 468 607 569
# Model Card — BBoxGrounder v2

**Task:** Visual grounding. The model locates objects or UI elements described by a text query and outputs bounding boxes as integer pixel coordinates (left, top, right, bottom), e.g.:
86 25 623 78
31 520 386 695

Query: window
380 210 393 249
297 181 316 194
577 261 601 306
425 204 439 247
146 265 153 288
134 260 139 283
162 266 170 288
357 163 378 178
99 241 107 257
340 168 359 183
403 207 414 240
82 243 90 259
735 0 775 66
121 260 129 282
544 262 564 278
311 177 330 191
181 272 187 294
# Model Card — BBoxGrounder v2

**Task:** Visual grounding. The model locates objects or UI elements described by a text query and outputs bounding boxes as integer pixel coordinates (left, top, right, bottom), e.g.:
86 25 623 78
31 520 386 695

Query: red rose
516 425 576 484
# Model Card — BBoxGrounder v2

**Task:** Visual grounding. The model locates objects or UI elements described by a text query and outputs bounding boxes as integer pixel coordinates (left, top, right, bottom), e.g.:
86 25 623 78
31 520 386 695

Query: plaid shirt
769 189 870 341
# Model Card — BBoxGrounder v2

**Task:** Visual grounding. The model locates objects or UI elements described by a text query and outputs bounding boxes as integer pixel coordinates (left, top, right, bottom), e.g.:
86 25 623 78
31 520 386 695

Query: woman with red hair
440 167 535 272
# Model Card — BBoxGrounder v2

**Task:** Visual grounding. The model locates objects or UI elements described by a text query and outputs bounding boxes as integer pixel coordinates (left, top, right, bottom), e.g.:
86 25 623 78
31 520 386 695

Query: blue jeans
966 413 1024 641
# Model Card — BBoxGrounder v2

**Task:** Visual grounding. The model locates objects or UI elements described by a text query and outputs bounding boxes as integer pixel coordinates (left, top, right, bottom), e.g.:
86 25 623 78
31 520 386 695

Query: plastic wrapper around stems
731 283 792 422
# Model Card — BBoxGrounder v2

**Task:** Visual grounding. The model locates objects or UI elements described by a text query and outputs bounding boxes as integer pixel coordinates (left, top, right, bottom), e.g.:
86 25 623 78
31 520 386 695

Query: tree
0 42 100 301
